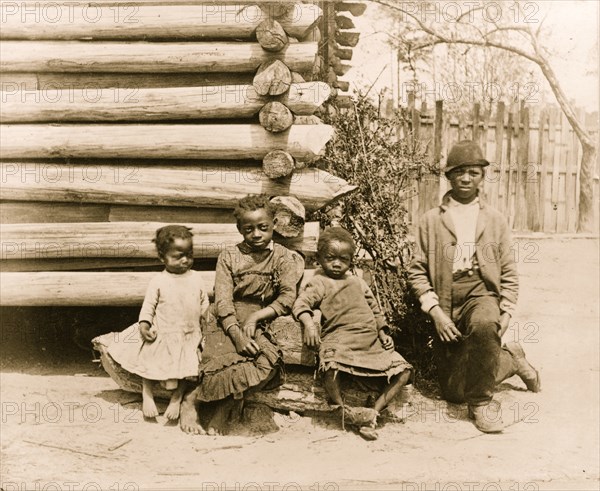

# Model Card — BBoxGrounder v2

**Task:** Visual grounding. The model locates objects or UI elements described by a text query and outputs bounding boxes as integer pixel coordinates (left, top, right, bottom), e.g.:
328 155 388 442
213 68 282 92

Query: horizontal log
0 163 357 212
0 201 110 223
271 195 305 238
0 124 334 160
0 72 254 90
0 270 316 306
333 80 350 92
0 82 331 122
0 221 319 260
0 257 163 272
259 101 294 133
263 150 295 178
335 15 355 29
334 46 353 61
253 59 291 96
0 4 321 40
0 41 318 73
109 205 236 224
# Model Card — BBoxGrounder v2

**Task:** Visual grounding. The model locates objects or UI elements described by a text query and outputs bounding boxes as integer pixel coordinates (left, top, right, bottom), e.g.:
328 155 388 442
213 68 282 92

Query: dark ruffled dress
293 269 412 379
196 241 304 402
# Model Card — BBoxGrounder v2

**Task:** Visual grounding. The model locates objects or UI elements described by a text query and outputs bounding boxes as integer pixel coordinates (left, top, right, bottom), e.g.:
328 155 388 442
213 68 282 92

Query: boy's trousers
434 270 518 406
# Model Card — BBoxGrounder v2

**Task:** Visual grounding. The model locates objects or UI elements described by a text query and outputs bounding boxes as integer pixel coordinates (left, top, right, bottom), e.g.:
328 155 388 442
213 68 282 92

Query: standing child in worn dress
108 225 209 420
293 227 413 440
179 194 304 435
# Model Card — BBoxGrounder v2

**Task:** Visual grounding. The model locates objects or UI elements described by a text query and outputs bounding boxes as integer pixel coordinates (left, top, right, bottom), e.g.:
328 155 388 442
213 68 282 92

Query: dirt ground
1 237 598 491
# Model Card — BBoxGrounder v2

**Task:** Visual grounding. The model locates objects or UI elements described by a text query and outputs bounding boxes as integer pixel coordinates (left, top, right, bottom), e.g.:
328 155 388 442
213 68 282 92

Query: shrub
315 95 440 389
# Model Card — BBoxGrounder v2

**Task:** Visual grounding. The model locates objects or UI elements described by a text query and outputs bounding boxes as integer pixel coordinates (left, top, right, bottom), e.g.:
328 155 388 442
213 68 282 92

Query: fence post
495 102 505 215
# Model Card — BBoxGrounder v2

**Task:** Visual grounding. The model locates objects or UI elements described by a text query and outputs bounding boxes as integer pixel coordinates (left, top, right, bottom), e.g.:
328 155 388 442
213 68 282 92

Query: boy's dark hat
445 140 489 174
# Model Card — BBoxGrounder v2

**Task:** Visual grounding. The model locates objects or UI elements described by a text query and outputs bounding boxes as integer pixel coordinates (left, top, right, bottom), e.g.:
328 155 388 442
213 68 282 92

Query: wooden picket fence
402 98 599 233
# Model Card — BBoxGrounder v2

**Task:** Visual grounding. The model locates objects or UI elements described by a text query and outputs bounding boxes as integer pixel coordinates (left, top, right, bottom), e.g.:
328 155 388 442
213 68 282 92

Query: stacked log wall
0 0 359 306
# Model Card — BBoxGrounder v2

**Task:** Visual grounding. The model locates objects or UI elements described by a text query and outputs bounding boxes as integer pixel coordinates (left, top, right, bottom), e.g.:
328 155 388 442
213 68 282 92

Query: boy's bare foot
142 379 159 418
179 387 206 435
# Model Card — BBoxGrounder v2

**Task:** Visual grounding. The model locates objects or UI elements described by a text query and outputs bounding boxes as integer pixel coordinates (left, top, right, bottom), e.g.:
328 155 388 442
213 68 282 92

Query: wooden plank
430 99 442 209
505 110 514 228
0 82 332 122
548 108 560 232
558 111 571 232
472 102 480 144
0 124 334 161
0 201 109 223
0 41 318 73
0 257 163 272
537 110 548 232
0 221 320 260
523 106 540 231
0 163 357 212
0 4 322 40
0 270 316 306
494 102 505 214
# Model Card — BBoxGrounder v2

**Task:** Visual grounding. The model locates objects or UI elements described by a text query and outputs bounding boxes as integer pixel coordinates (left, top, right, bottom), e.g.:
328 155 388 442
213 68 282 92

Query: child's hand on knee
140 321 157 342
378 330 394 350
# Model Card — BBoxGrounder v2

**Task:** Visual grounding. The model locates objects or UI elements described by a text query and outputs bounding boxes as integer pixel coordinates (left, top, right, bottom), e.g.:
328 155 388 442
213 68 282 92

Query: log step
0 163 357 212
0 41 318 73
0 82 331 122
0 221 319 260
0 270 316 306
0 4 322 40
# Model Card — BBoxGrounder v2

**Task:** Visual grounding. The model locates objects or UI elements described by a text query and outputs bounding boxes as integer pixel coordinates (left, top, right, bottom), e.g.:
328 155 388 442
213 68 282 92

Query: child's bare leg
323 369 344 406
142 378 159 418
164 380 185 421
373 369 412 413
180 386 206 435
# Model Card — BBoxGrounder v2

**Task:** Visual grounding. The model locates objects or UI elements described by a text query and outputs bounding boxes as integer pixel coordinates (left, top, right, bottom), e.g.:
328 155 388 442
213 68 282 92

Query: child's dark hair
317 226 356 256
153 225 193 257
233 194 275 225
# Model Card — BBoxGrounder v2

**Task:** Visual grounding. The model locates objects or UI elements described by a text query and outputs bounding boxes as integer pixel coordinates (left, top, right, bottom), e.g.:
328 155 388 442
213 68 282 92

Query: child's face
447 165 484 203
237 208 274 251
318 240 353 279
160 237 194 274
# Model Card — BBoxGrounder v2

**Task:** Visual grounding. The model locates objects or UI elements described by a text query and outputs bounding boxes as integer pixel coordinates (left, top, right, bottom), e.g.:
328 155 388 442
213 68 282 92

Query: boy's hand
430 307 462 343
139 322 156 342
378 331 394 350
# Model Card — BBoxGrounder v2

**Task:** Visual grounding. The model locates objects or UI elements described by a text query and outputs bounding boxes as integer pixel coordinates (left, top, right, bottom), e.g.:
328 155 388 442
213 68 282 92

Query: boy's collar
441 191 484 210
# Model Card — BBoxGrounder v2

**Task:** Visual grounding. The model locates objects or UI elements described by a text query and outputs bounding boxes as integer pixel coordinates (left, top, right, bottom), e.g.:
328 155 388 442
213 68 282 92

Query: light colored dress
108 269 209 381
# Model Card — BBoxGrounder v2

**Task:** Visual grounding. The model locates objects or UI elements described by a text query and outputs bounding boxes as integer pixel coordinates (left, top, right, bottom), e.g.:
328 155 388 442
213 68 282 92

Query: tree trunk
577 143 598 233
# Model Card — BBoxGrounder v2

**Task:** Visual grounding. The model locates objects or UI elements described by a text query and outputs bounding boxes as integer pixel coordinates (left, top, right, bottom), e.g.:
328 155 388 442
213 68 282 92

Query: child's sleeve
138 275 160 325
360 278 387 330
292 276 326 320
214 251 237 331
267 250 305 317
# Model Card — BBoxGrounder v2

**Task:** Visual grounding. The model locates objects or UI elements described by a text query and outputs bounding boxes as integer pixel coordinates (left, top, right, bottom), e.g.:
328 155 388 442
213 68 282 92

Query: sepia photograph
0 0 598 489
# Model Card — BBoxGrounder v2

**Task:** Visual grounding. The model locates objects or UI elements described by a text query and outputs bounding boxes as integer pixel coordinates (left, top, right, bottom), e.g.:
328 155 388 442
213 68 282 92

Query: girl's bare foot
207 397 235 436
179 387 206 435
164 381 185 421
142 379 159 419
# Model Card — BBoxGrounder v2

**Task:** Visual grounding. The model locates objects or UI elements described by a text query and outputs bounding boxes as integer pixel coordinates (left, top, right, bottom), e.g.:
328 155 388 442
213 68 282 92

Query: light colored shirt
446 196 479 273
